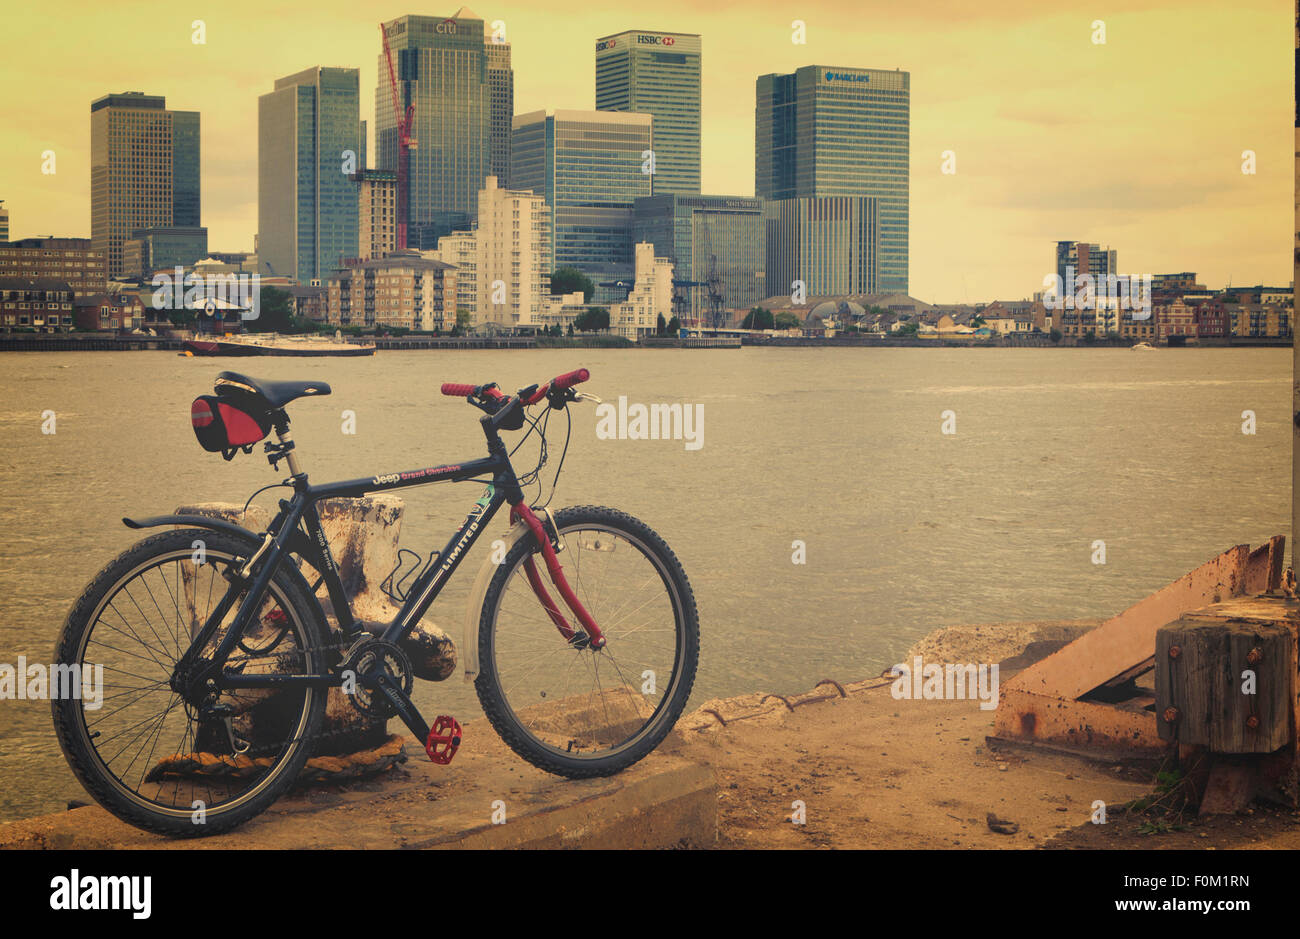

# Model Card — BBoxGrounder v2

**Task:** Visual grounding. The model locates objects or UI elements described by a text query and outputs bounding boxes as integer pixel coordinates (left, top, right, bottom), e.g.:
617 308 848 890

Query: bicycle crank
343 638 413 719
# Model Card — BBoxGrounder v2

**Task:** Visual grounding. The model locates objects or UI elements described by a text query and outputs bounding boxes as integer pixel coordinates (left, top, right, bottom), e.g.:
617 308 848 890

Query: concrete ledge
0 720 717 850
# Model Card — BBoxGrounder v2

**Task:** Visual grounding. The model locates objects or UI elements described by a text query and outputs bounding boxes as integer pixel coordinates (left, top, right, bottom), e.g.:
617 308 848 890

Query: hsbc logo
596 38 616 51
637 34 675 45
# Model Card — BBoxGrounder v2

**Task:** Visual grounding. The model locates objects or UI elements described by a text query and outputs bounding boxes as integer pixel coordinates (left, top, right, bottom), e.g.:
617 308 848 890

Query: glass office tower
377 13 490 248
90 92 201 278
756 66 908 293
595 30 701 195
486 38 513 188
632 194 763 317
258 67 361 283
764 196 879 298
511 109 652 296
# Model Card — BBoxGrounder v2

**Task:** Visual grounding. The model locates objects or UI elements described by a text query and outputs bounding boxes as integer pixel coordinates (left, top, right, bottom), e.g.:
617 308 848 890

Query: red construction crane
380 22 417 250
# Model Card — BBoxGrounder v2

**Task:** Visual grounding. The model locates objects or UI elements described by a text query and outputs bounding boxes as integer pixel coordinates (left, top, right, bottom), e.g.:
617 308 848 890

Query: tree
894 320 920 337
656 312 667 335
567 323 575 337
1049 328 1062 343
248 286 294 332
574 306 610 332
550 267 595 303
666 316 680 335
741 307 775 330
970 315 986 328
774 311 801 331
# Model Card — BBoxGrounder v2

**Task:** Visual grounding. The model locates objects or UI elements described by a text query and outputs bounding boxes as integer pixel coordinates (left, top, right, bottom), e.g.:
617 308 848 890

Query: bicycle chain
206 633 423 759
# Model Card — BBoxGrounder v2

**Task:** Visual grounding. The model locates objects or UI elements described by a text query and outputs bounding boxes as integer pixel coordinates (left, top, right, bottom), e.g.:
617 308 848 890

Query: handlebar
440 368 589 406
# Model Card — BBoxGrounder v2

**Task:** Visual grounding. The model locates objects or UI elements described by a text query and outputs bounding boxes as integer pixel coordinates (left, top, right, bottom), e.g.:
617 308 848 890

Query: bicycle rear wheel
52 528 328 837
475 505 699 777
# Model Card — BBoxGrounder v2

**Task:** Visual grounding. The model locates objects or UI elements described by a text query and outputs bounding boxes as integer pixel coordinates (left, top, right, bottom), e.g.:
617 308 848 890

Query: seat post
270 414 304 477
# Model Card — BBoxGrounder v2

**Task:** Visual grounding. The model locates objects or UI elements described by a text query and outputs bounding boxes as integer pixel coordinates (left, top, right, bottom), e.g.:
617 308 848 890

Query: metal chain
202 631 413 759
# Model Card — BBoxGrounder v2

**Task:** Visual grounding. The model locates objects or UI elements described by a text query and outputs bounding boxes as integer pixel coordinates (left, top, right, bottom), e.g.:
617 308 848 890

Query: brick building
74 293 147 331
0 277 76 331
0 237 107 298
327 252 457 332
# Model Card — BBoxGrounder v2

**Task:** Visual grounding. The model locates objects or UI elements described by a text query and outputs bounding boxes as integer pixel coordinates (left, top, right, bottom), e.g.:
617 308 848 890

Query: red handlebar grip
441 383 477 397
553 368 590 390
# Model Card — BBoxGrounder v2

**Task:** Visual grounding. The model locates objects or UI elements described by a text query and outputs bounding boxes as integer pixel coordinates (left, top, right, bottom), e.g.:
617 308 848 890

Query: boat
1131 341 1157 351
182 332 375 357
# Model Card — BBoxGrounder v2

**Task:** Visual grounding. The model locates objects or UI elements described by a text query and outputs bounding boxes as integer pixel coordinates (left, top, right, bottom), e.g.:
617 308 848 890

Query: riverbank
0 333 1288 352
9 616 1300 850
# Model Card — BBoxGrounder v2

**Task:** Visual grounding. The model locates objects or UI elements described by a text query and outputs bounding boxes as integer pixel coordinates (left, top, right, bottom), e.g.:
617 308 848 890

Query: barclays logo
824 71 870 83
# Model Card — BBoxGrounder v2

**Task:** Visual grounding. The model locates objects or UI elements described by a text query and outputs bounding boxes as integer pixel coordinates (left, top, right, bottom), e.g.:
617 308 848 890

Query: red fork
510 504 606 648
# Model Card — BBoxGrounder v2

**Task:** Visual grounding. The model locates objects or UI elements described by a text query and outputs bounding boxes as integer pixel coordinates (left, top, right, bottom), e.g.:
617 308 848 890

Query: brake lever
572 391 603 405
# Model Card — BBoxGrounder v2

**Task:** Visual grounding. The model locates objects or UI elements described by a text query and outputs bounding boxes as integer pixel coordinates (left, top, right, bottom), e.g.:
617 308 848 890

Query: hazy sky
1 0 1291 302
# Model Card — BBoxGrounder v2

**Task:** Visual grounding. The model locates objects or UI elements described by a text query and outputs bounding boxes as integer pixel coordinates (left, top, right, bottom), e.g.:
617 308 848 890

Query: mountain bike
52 367 699 837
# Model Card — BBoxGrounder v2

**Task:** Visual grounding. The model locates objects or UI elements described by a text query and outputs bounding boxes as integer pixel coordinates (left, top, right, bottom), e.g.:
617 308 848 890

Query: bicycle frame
166 402 602 746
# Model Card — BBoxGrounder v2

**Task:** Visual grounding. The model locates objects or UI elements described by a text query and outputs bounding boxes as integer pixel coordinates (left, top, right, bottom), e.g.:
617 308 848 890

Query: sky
0 0 1292 302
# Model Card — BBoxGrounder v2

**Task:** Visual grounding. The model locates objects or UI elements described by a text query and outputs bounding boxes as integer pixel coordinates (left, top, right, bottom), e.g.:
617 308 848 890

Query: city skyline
0 0 1291 302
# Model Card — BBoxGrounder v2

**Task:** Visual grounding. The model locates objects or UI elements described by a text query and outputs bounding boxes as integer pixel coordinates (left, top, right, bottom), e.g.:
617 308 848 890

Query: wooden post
1292 3 1299 576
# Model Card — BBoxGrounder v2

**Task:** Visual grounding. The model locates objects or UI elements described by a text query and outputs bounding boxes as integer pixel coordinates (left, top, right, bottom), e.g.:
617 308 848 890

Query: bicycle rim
65 546 321 822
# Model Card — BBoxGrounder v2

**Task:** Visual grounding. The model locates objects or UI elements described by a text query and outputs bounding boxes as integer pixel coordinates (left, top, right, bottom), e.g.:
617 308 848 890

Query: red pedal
425 715 462 764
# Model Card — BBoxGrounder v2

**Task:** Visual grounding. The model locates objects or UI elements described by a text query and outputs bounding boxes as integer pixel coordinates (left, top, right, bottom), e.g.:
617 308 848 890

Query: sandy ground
665 618 1300 850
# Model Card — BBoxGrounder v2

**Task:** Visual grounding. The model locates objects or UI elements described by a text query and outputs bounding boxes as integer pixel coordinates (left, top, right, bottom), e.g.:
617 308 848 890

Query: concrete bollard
316 495 457 682
172 498 456 762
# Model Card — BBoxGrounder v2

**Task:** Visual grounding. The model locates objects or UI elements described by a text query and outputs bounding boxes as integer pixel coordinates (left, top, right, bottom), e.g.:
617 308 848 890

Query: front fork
510 503 606 649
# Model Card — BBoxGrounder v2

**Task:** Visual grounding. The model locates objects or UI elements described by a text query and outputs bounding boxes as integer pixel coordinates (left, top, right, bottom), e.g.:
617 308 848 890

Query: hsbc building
595 30 702 195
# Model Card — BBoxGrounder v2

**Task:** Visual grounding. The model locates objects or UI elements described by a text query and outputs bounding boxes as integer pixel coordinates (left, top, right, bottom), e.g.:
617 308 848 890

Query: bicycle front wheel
475 505 699 778
52 528 328 837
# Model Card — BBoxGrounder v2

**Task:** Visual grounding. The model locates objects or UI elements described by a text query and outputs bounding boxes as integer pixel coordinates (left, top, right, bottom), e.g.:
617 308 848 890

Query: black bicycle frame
186 425 525 710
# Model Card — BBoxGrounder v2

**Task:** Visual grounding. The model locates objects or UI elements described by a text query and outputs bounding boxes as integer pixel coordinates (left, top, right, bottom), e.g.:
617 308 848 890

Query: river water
0 347 1288 821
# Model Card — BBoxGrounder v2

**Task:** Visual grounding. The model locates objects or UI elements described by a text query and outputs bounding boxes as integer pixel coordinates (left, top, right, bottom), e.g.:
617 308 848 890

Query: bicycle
52 367 699 837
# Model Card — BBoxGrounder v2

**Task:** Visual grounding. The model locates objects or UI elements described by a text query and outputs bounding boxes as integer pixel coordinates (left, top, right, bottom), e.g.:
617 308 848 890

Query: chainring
344 638 413 719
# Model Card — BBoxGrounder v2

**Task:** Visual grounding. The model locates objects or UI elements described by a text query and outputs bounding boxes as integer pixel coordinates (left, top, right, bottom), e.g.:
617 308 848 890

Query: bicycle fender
124 514 260 541
124 514 315 563
462 518 533 682
122 514 329 638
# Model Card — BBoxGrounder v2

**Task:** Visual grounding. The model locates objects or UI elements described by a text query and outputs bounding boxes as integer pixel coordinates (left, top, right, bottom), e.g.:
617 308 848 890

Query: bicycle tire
474 505 699 778
52 528 328 837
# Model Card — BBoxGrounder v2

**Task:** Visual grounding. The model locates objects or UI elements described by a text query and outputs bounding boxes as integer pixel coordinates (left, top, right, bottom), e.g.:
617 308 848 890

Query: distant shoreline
0 334 1289 352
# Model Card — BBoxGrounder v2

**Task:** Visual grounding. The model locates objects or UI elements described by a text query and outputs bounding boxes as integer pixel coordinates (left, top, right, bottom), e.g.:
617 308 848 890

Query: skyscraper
377 11 491 249
632 194 763 319
258 67 362 283
511 109 652 294
486 37 513 187
596 30 701 195
764 196 879 299
90 92 200 278
755 66 909 293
